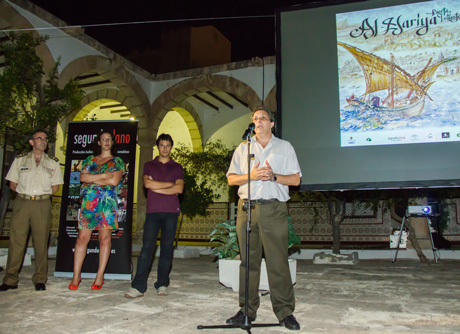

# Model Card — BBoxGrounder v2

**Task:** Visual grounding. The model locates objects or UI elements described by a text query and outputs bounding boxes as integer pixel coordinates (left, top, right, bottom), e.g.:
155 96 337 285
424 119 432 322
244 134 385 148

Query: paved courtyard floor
1 255 460 334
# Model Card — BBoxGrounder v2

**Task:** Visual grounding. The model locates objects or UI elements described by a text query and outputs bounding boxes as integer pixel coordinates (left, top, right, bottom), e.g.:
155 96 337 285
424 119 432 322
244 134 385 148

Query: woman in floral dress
69 131 124 290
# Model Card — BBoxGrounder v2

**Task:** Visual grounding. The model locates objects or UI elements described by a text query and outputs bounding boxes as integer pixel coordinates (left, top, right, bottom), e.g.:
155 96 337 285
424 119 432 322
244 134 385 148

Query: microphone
242 123 255 140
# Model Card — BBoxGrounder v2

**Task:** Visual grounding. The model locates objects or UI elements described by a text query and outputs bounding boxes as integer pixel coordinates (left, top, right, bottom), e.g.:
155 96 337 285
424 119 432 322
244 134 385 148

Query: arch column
264 85 277 113
134 132 156 242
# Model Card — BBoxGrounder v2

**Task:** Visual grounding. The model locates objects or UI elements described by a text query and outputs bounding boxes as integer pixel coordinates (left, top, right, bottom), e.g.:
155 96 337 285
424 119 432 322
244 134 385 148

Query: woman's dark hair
94 130 117 156
156 133 174 147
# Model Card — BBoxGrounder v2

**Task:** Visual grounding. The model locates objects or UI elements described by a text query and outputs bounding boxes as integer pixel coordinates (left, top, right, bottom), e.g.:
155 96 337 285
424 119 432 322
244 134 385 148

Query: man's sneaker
157 286 168 296
124 287 144 298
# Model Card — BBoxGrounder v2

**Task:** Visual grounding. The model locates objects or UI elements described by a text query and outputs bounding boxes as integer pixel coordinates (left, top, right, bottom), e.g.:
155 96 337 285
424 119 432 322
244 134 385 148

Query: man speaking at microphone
226 106 302 330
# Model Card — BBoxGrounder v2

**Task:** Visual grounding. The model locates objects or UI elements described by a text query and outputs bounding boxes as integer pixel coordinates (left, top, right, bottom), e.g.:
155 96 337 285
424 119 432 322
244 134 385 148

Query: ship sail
414 57 456 90
338 41 426 97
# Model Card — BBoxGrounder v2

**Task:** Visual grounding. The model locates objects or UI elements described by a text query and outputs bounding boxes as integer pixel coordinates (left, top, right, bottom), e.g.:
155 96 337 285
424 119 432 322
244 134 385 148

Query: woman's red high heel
91 279 104 290
68 279 81 291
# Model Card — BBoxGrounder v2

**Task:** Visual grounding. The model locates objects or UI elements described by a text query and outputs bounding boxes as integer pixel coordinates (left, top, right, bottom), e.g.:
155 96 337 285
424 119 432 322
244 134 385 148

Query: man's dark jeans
132 212 179 293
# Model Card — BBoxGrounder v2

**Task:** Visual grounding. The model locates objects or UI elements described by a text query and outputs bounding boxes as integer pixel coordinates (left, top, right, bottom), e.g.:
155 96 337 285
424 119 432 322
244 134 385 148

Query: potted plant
208 218 300 292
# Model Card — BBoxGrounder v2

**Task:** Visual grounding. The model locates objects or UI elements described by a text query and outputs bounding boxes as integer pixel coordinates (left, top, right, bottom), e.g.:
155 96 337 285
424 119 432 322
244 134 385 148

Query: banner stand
55 120 138 280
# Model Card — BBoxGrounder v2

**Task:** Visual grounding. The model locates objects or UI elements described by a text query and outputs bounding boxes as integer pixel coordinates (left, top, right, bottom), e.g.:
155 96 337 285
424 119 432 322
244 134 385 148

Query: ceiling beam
100 103 123 109
226 92 249 108
76 73 101 81
192 94 219 111
78 80 111 88
206 91 233 109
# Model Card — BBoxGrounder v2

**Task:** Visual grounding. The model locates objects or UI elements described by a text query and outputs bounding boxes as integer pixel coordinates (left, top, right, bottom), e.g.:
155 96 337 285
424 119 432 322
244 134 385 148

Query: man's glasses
253 115 270 122
33 137 48 142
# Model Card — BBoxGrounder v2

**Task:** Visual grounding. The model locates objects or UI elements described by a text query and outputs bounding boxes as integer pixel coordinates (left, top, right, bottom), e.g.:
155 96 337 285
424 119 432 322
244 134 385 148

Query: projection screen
276 0 460 190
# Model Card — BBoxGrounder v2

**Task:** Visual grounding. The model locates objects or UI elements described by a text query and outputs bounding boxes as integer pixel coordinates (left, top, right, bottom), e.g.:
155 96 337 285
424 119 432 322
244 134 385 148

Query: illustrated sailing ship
338 41 455 117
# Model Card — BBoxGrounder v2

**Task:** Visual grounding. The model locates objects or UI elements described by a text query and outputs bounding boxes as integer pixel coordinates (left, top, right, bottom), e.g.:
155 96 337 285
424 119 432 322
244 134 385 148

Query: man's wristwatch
273 174 277 182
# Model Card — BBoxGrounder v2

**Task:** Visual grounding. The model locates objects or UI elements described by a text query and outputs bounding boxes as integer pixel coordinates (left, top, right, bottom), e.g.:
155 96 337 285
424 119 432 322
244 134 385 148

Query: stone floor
1 256 460 334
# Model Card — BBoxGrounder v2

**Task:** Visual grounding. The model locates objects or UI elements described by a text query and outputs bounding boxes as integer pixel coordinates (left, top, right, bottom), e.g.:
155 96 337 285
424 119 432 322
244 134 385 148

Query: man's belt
242 198 279 205
18 194 50 200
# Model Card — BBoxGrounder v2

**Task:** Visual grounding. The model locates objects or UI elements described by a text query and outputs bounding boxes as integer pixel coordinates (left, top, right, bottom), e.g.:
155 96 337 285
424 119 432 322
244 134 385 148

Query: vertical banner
55 120 138 280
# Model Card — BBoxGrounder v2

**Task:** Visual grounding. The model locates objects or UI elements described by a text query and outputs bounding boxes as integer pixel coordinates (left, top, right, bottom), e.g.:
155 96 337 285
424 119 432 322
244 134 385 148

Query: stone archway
173 106 203 153
0 1 56 74
59 55 150 125
150 74 262 147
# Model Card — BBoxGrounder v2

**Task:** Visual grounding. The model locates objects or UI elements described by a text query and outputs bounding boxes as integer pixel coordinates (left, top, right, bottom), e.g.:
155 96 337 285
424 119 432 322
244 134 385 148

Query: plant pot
218 258 297 292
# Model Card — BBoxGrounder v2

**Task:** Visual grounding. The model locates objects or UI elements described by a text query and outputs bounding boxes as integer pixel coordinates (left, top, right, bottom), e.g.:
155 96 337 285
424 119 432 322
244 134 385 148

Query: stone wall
288 201 393 245
2 199 460 247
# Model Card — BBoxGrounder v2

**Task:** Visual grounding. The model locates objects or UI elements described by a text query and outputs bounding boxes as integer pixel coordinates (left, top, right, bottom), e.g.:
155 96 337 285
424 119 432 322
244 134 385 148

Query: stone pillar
135 133 155 244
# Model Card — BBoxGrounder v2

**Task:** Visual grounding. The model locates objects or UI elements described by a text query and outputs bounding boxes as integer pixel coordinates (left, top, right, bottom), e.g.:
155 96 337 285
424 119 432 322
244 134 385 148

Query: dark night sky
28 0 322 63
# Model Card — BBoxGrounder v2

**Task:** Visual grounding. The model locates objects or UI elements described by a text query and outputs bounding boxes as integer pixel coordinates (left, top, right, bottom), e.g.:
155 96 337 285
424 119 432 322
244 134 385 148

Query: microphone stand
198 135 280 333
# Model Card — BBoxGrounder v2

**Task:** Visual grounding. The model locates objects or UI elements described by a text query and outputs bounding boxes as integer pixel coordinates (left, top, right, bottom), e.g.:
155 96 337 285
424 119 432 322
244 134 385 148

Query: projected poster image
337 0 460 147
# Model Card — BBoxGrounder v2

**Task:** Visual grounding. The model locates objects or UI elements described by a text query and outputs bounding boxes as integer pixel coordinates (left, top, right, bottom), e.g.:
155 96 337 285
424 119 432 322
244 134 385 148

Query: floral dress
78 155 125 230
